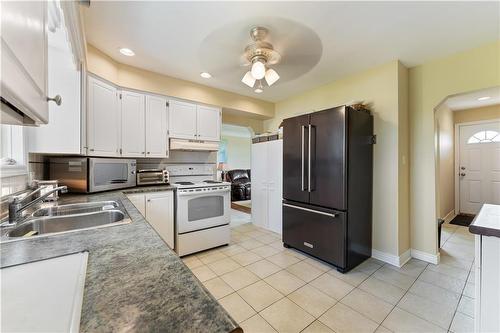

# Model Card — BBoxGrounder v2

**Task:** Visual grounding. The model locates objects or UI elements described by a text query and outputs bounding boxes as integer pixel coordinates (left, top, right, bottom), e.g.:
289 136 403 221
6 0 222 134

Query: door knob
460 173 466 177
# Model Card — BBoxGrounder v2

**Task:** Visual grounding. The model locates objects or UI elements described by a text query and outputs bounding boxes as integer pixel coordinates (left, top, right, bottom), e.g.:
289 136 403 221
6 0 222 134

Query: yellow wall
86 44 275 118
222 112 264 134
220 135 252 170
409 41 500 258
266 60 408 258
454 104 500 124
434 105 455 220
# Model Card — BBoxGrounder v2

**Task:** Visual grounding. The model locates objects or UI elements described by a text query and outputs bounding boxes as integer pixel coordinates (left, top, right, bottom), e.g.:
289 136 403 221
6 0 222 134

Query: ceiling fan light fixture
254 88 263 94
265 68 280 86
251 60 266 80
242 71 256 87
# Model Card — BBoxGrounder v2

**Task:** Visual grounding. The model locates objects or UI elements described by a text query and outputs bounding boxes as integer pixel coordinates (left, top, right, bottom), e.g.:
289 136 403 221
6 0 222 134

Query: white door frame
454 118 500 215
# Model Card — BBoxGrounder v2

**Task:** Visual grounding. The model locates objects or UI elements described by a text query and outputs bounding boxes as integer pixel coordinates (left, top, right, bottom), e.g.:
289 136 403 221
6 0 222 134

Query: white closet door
146 95 168 158
267 140 283 234
251 142 268 229
121 90 145 157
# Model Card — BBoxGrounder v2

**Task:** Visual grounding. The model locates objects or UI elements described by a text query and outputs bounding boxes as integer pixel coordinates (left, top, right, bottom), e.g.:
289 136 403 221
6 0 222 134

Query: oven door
89 158 137 192
177 188 230 234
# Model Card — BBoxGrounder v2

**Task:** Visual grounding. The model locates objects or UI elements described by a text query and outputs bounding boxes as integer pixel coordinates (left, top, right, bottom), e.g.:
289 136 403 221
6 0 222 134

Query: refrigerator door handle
301 125 306 191
283 203 337 218
308 124 313 192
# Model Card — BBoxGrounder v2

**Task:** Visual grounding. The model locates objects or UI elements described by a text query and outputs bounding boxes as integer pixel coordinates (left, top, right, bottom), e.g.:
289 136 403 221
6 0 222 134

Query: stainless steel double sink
3 201 130 241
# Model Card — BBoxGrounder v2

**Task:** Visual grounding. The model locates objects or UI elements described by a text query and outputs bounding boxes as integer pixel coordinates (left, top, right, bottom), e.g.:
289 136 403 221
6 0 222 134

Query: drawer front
283 203 346 268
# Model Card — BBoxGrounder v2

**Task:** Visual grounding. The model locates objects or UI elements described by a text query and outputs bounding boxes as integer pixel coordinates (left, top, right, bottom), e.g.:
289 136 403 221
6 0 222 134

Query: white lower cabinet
474 233 500 332
127 191 174 248
251 140 283 234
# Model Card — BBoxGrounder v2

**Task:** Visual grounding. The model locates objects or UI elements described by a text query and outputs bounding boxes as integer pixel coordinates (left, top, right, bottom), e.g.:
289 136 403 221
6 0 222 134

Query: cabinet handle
89 148 94 152
147 199 151 202
147 152 151 154
141 152 145 154
47 95 62 106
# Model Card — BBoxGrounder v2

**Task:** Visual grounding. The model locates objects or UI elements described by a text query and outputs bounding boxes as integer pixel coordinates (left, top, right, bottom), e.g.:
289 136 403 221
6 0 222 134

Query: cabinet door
121 90 145 157
145 191 175 248
1 1 48 123
27 22 81 153
251 142 269 229
168 100 197 140
126 194 146 217
197 105 221 141
146 95 168 158
267 140 283 234
87 76 120 156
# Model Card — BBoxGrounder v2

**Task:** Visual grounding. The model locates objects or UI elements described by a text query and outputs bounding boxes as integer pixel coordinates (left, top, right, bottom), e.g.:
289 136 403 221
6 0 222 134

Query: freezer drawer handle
303 242 314 248
283 203 337 218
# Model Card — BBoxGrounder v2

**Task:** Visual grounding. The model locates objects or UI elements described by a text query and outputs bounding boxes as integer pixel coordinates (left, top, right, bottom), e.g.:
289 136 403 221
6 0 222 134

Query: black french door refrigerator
282 105 374 272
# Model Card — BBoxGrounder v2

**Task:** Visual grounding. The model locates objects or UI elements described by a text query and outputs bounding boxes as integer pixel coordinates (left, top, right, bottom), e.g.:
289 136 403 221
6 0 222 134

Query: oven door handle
177 188 230 196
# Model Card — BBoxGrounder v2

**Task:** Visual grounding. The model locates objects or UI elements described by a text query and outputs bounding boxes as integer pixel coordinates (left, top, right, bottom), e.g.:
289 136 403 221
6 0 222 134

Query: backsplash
1 174 29 197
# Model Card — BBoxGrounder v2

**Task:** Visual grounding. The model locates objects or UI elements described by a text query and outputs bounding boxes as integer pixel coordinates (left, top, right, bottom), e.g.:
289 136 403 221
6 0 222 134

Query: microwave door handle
109 179 128 184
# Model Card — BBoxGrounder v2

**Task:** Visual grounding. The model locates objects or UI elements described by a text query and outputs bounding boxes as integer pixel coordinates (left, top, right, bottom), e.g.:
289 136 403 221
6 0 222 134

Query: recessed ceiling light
477 96 491 101
119 48 135 56
200 72 212 79
254 88 263 94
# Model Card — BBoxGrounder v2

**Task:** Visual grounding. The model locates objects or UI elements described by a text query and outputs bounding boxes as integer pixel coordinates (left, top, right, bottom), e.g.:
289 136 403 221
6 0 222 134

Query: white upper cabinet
28 11 82 154
87 76 120 157
146 95 169 158
121 90 146 157
1 1 49 124
197 105 221 141
169 100 221 141
168 100 197 140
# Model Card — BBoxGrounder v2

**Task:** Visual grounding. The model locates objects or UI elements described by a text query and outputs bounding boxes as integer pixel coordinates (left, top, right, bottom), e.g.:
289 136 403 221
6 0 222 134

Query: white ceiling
445 86 500 111
83 2 499 102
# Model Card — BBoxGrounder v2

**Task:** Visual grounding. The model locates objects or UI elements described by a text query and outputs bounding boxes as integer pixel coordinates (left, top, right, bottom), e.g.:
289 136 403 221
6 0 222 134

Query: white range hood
169 138 219 151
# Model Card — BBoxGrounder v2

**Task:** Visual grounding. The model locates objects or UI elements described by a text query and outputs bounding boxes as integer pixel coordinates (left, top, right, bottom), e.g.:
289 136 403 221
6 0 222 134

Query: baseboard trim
443 210 457 224
411 249 440 265
372 249 411 268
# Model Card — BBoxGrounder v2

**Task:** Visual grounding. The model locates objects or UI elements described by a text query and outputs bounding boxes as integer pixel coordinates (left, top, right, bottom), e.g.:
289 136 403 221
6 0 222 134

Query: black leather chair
226 169 251 201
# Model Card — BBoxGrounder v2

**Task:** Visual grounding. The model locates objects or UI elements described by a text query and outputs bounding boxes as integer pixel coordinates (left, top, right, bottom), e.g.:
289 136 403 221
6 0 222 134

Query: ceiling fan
241 27 281 93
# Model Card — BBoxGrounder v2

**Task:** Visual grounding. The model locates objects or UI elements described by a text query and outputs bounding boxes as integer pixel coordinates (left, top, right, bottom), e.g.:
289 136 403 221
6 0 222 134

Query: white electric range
173 179 231 256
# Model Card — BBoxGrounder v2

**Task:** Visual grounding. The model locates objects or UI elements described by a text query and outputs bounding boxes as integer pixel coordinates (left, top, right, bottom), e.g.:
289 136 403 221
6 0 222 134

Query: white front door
459 121 500 214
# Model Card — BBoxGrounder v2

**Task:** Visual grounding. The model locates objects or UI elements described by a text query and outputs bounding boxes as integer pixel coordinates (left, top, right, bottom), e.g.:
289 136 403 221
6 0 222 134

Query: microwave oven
49 157 136 193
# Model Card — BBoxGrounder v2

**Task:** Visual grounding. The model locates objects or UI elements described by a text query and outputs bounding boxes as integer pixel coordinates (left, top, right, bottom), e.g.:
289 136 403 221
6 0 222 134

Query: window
467 130 500 144
0 124 27 177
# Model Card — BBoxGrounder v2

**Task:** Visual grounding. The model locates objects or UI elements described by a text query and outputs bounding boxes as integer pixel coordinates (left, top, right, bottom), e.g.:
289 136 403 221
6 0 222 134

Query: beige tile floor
182 220 475 333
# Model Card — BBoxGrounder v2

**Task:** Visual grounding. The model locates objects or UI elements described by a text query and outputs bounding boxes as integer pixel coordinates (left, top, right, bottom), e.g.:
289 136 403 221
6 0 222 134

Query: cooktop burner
203 180 222 184
175 182 194 185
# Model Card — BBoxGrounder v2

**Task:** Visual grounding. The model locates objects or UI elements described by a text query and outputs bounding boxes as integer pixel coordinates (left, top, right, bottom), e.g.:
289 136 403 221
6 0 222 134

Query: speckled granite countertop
0 185 241 333
469 204 500 238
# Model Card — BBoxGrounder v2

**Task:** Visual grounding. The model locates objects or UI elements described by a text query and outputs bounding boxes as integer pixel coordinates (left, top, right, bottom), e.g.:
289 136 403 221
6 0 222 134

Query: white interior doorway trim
454 118 500 215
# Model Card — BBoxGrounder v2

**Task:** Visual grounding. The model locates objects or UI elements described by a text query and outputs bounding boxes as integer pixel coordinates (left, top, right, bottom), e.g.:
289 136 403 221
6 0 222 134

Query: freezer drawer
283 202 346 268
